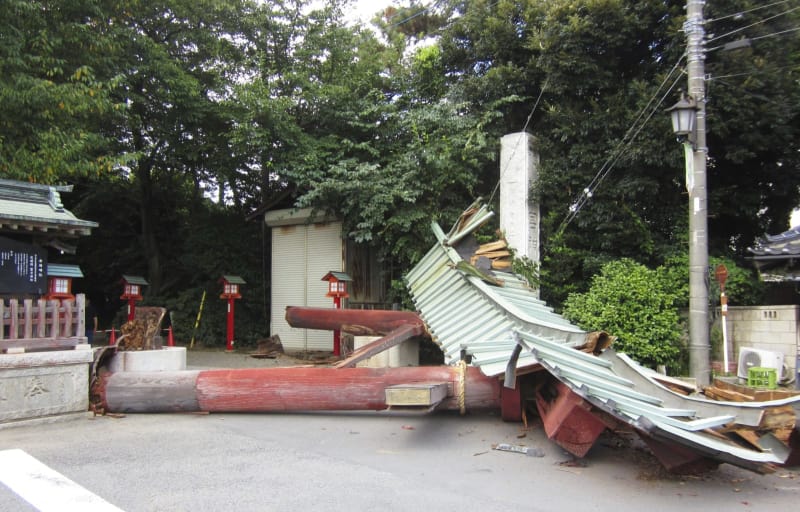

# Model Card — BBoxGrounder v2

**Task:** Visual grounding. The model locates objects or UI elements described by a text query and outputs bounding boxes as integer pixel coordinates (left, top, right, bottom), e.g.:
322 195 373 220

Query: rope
458 359 467 415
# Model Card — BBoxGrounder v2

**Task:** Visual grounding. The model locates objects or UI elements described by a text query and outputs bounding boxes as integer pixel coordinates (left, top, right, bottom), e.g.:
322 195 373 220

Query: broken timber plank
474 240 507 254
535 380 608 458
334 324 424 369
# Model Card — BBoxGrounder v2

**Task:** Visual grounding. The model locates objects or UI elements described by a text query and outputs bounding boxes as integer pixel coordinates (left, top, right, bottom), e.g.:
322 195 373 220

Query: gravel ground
184 347 332 370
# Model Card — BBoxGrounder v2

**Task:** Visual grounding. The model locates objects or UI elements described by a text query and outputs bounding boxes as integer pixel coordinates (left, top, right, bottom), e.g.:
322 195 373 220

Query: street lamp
666 94 697 145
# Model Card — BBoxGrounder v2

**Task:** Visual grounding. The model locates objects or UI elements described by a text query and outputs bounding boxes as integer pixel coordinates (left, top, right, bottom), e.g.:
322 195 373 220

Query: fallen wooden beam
285 306 425 337
94 366 501 414
334 324 424 368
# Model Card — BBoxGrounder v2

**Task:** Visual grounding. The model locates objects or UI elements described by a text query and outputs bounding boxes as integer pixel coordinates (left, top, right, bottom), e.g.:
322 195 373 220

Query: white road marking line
0 449 124 512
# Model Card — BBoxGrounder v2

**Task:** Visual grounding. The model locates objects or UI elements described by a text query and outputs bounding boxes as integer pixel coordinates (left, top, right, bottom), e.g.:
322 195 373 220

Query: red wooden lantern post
220 275 245 352
45 264 83 300
120 275 148 322
321 271 352 357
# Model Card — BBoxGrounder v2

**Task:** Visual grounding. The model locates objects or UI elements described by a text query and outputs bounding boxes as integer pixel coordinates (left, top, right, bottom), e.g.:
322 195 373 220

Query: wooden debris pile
116 307 165 351
250 334 284 359
703 379 800 466
470 236 512 271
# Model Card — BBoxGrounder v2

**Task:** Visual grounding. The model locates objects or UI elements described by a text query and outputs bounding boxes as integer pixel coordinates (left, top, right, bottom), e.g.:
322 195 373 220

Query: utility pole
685 0 710 386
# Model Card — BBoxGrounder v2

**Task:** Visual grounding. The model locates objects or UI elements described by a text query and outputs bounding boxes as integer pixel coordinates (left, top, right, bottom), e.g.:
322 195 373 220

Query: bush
562 258 685 371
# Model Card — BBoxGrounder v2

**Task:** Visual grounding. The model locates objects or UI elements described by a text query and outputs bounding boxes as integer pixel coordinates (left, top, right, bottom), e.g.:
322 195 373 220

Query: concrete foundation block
108 346 187 372
354 336 419 368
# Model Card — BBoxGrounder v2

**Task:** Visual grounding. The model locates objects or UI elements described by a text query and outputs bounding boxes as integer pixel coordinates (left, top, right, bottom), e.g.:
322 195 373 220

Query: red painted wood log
96 366 501 414
285 306 425 336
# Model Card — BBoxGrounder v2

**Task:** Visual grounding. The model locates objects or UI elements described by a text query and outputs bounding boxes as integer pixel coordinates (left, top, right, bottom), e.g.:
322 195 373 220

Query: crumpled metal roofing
406 218 585 377
405 207 800 472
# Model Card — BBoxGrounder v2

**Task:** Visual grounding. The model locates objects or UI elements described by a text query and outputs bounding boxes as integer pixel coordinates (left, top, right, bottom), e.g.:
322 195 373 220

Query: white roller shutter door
271 221 343 352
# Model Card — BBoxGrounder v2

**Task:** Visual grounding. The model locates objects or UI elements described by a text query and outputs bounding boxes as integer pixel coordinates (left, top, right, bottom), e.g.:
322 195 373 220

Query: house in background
748 226 800 304
736 226 800 383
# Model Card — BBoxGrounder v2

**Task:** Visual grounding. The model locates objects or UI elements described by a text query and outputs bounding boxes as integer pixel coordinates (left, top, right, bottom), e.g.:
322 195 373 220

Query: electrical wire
384 0 444 29
705 0 795 24
707 5 800 44
555 55 687 235
708 63 798 82
486 77 549 206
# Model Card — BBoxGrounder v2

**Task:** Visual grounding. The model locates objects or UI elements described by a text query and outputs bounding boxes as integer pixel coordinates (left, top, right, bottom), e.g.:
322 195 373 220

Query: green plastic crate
747 367 777 389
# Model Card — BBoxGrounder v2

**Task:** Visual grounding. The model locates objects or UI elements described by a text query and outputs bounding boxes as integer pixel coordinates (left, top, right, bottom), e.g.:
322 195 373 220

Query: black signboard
0 236 47 295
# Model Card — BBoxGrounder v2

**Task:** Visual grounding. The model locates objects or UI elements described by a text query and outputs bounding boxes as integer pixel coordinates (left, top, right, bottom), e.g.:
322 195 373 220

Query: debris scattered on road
492 443 545 457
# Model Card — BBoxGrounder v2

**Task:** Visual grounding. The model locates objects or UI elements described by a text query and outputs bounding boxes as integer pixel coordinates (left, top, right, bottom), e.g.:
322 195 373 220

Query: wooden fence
0 294 87 353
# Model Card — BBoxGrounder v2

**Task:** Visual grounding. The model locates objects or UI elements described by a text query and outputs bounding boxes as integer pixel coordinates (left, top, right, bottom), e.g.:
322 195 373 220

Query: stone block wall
726 305 799 374
0 347 93 429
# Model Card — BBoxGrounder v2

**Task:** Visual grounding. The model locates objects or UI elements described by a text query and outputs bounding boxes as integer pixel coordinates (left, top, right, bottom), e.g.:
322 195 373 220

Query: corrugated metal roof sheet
406 219 585 377
405 206 800 472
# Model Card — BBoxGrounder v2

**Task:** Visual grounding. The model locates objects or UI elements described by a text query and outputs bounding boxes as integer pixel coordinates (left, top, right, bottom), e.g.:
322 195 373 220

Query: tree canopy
2 0 797 346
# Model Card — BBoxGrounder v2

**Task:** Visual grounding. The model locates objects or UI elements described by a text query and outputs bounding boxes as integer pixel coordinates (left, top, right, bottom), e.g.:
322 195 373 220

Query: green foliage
6 0 797 355
0 0 122 181
563 259 686 371
660 252 765 308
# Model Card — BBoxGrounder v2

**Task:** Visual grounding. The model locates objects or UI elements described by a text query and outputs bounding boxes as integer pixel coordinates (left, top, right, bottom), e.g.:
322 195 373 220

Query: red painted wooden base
637 434 719 474
535 380 607 457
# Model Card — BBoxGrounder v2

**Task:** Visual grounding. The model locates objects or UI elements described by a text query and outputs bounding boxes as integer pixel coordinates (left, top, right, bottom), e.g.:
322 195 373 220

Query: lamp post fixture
666 94 697 143
666 0 710 386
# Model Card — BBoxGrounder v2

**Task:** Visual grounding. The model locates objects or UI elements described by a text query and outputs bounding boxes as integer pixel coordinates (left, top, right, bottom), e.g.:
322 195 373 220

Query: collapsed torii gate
92 308 509 416
93 204 800 475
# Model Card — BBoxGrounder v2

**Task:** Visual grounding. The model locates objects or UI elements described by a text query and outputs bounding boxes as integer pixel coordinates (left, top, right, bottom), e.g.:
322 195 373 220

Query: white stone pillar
499 132 540 265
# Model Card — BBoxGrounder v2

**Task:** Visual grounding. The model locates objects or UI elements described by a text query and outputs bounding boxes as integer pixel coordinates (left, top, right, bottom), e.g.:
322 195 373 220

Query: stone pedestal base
108 346 187 372
353 336 419 368
0 346 93 429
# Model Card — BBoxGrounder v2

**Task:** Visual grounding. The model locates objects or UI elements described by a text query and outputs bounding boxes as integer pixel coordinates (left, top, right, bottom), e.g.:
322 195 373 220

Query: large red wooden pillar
95 366 502 414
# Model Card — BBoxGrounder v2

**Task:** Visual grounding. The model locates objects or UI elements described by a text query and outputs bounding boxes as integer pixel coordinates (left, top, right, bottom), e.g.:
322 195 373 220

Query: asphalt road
1 350 798 511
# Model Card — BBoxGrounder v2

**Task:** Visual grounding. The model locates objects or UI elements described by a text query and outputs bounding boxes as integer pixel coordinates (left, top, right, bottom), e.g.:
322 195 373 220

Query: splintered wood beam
474 240 508 254
334 324 425 369
285 306 425 336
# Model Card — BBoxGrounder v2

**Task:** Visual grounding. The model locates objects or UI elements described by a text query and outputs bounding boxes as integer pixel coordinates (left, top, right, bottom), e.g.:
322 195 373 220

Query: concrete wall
725 305 799 374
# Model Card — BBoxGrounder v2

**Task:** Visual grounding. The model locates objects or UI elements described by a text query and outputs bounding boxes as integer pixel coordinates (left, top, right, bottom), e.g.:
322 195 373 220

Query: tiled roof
0 179 98 238
748 226 800 258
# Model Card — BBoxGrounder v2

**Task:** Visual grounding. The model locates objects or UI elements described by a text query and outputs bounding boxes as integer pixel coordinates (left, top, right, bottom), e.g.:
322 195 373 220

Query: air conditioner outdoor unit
736 347 785 380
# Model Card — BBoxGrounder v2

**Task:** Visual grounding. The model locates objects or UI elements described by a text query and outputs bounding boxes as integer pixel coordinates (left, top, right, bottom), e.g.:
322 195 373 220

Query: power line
708 25 800 52
708 62 798 81
385 0 444 29
556 56 687 235
487 77 549 206
706 0 795 24
707 5 800 44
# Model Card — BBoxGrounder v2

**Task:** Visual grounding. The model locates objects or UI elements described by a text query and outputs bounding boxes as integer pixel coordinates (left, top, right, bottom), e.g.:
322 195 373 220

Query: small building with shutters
263 207 392 353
